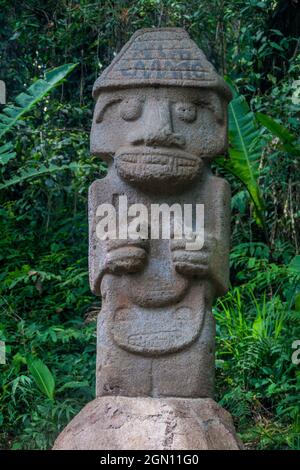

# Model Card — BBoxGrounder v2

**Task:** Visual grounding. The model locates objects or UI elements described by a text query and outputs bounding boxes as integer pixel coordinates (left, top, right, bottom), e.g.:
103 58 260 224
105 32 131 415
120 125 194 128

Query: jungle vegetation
0 0 299 450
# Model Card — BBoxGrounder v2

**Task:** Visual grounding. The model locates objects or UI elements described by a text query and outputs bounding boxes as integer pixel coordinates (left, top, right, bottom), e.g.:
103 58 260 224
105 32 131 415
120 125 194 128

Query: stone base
53 396 242 450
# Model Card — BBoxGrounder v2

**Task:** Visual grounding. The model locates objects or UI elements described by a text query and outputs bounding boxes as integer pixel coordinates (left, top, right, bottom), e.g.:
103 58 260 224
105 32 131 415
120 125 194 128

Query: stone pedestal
53 397 242 450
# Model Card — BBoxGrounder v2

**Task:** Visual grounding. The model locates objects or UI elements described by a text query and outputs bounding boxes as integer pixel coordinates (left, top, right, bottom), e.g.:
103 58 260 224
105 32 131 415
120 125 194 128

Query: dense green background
0 0 299 449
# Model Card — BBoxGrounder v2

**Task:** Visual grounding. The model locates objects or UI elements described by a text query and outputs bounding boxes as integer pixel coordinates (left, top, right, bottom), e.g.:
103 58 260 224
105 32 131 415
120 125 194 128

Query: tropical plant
256 112 300 156
217 78 266 228
0 63 78 188
0 0 299 451
27 357 55 401
0 64 77 140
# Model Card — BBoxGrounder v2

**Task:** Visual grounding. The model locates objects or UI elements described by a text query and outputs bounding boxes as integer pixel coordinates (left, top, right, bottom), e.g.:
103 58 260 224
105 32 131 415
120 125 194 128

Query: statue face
91 87 228 191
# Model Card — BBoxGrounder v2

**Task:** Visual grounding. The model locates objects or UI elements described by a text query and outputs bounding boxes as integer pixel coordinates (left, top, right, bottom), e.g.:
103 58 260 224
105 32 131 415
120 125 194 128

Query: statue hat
93 28 232 100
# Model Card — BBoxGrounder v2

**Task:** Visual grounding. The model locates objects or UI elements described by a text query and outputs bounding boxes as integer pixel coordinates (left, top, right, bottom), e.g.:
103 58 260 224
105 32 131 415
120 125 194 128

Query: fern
0 162 78 189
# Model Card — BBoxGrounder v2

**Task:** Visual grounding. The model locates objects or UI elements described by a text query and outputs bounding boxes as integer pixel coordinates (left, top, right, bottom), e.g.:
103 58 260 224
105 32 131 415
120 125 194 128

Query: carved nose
144 126 186 148
129 100 186 148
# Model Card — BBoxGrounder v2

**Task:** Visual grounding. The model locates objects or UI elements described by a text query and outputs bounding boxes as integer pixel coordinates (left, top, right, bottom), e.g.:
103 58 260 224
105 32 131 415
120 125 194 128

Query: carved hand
103 239 149 275
170 234 218 279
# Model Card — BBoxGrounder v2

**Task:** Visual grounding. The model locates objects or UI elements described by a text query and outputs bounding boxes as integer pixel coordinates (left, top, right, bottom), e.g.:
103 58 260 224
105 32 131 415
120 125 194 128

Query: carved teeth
118 153 197 167
178 158 196 167
121 154 137 163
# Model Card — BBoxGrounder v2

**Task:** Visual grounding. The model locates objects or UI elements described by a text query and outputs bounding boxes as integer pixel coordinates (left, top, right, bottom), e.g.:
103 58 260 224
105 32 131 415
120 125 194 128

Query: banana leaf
217 78 265 227
0 63 77 140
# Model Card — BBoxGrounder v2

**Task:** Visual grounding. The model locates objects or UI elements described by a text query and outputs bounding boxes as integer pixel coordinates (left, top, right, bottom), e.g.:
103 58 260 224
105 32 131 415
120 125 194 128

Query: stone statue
54 28 242 450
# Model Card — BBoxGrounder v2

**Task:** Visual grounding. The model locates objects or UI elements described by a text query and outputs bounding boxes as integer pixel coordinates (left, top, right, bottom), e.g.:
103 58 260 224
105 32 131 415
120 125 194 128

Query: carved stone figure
54 28 242 450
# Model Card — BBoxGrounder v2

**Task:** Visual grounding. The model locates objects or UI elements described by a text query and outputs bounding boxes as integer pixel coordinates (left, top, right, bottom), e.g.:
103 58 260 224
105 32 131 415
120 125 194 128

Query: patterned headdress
93 28 232 100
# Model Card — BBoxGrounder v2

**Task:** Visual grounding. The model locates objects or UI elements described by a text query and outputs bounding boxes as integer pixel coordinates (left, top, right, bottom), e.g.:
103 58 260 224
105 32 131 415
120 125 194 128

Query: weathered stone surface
92 29 232 99
53 397 242 450
54 28 239 450
88 28 231 399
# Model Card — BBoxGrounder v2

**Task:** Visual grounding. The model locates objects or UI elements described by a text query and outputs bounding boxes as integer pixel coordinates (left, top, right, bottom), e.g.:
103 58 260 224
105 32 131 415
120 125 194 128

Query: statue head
91 28 232 192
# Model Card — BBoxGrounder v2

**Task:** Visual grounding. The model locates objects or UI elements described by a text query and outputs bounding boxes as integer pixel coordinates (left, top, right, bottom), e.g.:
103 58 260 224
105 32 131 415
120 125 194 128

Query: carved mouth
116 147 198 169
115 147 201 192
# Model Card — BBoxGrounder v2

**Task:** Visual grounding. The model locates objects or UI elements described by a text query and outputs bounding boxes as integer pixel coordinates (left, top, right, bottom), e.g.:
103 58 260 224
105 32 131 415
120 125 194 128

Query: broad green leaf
217 77 265 227
27 357 55 400
0 142 16 165
256 112 300 156
0 63 78 140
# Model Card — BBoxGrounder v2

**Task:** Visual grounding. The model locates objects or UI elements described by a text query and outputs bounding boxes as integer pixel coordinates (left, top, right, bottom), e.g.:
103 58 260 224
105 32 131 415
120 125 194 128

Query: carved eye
120 98 143 121
175 102 197 123
199 95 224 123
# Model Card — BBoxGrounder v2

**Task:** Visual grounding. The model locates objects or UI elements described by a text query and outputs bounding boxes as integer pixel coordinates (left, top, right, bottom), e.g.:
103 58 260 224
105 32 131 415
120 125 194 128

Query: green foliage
0 162 79 189
214 239 300 449
27 357 55 401
0 64 78 190
256 112 300 156
217 78 265 227
0 142 15 165
0 64 77 140
0 0 299 451
215 260 300 449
